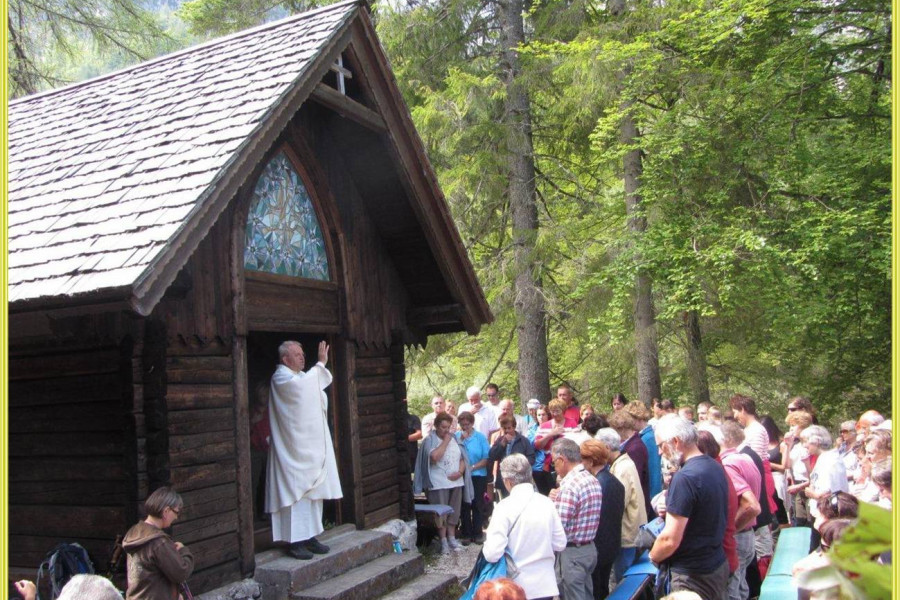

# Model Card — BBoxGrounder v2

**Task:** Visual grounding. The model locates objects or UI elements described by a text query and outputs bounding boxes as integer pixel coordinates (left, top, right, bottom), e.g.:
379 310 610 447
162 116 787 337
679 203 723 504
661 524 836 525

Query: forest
8 0 892 426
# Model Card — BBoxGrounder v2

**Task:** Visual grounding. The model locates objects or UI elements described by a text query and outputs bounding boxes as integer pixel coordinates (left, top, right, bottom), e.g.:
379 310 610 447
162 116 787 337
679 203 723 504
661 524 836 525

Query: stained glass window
244 151 330 280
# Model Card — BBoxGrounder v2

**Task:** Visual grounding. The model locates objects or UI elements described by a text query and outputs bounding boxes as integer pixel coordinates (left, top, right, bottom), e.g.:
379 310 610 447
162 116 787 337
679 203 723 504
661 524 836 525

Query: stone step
377 573 459 600
291 552 424 600
256 524 358 568
257 526 394 600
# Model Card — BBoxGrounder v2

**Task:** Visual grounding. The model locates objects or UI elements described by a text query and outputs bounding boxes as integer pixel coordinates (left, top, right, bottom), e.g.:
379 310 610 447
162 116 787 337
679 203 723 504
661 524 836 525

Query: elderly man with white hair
459 386 500 439
58 575 123 600
649 414 730 600
856 410 885 436
266 340 342 560
496 398 527 436
483 454 567 600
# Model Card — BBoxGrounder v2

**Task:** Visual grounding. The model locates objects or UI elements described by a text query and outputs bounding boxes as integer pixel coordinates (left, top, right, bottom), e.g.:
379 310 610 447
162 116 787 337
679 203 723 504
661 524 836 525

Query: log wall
355 337 413 527
7 318 136 584
154 213 244 592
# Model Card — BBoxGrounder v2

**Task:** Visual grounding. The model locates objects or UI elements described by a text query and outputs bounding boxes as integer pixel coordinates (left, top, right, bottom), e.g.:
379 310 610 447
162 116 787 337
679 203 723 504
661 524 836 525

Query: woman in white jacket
482 454 567 600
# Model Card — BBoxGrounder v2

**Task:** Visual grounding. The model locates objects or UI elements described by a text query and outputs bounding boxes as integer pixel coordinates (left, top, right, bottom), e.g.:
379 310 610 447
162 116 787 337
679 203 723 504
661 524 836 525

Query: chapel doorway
246 330 342 551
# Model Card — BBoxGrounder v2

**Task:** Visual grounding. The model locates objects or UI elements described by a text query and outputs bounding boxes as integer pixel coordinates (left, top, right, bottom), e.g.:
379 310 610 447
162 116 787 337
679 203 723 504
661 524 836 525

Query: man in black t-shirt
404 399 422 473
650 414 729 600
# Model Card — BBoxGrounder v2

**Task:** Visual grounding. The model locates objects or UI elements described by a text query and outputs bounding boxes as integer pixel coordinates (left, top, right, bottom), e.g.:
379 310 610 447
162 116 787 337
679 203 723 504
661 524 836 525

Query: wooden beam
406 304 464 328
310 83 387 133
232 335 255 577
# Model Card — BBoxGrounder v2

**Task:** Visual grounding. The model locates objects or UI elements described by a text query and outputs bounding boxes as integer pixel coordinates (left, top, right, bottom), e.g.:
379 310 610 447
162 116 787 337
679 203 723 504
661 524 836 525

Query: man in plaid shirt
550 438 603 600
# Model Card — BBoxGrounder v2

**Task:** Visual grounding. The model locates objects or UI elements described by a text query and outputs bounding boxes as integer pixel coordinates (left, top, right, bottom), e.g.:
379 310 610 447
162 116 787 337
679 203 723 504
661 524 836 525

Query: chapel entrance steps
254 524 457 600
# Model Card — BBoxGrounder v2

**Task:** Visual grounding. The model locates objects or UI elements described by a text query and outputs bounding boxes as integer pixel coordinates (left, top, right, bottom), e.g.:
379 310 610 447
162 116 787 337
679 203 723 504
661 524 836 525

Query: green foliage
796 503 894 599
828 503 893 599
8 0 181 98
382 0 890 422
177 0 332 37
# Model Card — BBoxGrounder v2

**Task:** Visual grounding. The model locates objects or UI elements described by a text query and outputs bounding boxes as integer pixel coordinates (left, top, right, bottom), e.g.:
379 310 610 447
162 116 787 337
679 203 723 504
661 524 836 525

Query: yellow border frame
3 0 10 592
0 0 897 596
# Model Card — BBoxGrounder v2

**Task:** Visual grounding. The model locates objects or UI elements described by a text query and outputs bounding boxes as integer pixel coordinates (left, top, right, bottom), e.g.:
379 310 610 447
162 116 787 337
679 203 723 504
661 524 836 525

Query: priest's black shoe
304 537 330 554
288 542 314 560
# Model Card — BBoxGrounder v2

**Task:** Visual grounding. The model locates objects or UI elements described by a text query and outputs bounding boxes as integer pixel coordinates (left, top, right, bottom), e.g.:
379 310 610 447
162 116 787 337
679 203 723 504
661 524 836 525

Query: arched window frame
241 144 335 284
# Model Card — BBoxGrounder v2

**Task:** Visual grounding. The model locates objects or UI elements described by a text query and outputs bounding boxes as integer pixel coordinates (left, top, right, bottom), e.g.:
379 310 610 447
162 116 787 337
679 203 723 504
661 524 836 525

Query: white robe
265 362 343 517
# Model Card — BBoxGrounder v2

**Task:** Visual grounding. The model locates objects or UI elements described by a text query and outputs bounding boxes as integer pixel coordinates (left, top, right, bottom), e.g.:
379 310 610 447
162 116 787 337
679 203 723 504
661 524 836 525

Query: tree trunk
683 309 710 406
499 0 550 403
612 0 663 406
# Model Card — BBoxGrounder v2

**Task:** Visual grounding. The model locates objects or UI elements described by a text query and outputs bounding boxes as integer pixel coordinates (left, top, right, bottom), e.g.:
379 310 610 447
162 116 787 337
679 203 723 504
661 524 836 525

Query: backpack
36 542 95 600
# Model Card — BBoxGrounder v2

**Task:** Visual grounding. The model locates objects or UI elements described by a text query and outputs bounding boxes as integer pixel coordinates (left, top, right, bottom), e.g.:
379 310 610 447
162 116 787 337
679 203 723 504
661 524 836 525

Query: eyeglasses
169 507 181 516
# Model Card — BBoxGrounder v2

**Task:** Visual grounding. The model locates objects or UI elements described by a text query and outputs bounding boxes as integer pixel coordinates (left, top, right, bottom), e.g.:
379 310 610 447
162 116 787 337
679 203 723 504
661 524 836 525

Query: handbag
459 494 533 599
459 551 518 600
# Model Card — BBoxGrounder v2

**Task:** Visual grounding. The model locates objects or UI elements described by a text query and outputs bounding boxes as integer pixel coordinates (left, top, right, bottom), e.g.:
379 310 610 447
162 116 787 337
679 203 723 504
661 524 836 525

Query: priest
266 340 343 560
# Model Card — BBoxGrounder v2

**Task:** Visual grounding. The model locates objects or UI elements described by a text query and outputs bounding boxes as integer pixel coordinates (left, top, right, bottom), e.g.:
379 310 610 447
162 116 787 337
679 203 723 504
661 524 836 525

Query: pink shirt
721 447 761 529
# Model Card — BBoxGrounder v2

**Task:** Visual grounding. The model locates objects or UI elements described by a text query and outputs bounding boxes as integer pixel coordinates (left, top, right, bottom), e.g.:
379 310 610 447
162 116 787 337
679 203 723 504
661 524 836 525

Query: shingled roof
8 0 362 311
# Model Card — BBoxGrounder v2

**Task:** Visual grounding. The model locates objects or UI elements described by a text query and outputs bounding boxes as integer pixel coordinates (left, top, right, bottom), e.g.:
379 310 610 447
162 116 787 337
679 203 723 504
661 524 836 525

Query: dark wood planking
232 334 255 576
356 377 395 397
186 533 241 571
170 460 237 491
9 347 121 380
357 419 396 438
361 466 398 495
337 339 365 527
359 434 397 454
167 384 234 410
9 506 124 538
10 481 127 506
167 408 235 436
364 504 400 528
355 356 393 377
364 485 400 513
9 433 124 456
245 276 340 333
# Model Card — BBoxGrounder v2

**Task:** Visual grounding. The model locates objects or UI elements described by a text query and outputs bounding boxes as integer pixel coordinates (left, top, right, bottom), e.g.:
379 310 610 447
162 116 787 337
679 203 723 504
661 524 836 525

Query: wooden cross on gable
330 55 353 95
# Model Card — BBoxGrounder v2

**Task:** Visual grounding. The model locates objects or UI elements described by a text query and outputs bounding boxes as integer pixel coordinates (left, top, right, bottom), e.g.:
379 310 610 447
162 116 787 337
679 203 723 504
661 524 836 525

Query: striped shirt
554 464 603 545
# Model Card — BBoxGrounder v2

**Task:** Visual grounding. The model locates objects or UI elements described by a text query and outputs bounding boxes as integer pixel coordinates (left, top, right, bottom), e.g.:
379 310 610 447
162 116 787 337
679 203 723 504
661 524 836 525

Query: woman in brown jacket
123 486 194 600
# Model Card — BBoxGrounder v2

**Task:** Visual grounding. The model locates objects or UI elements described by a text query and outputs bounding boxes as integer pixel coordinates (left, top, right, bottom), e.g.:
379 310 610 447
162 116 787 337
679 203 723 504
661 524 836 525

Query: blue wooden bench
760 526 812 599
608 551 657 600
413 503 454 547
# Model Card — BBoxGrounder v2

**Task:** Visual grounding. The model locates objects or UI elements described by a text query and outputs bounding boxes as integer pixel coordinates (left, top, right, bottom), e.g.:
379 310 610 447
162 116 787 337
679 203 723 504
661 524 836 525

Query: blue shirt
526 421 545 472
457 430 490 477
640 425 662 498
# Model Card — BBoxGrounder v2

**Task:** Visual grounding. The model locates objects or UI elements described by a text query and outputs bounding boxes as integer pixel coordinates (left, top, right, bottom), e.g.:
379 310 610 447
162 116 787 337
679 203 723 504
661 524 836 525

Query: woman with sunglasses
123 486 194 600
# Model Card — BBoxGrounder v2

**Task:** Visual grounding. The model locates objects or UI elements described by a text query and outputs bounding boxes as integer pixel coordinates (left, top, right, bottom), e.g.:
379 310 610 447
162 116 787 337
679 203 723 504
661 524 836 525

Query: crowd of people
408 385 892 600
